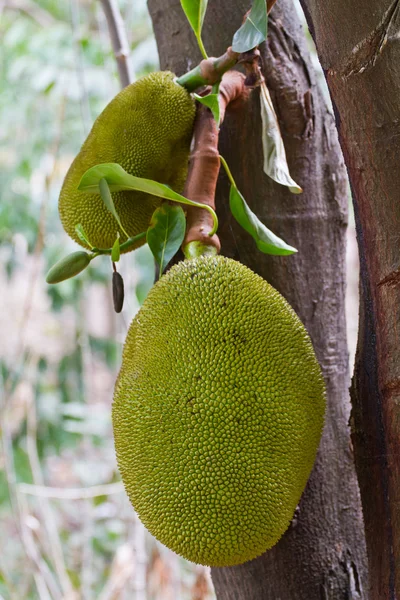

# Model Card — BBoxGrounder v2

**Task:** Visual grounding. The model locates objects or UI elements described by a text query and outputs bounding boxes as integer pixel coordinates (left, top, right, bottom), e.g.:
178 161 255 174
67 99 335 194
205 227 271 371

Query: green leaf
229 185 297 255
79 163 218 236
111 234 120 262
194 84 220 126
180 0 209 58
232 0 268 53
46 251 92 284
98 177 130 238
260 82 302 194
180 0 208 34
147 204 186 275
75 223 94 249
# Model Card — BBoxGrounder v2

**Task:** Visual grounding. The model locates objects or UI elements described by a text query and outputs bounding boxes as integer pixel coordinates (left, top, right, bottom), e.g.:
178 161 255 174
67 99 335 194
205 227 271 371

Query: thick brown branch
219 70 250 122
183 71 247 257
299 0 400 594
183 106 221 256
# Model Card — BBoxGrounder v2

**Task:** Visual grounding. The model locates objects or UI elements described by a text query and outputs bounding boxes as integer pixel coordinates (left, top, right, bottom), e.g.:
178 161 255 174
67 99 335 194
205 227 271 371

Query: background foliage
0 1 214 597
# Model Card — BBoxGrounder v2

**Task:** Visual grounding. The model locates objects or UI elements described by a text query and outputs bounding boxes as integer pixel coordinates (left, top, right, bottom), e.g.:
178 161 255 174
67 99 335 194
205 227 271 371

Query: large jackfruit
59 72 195 251
113 256 326 567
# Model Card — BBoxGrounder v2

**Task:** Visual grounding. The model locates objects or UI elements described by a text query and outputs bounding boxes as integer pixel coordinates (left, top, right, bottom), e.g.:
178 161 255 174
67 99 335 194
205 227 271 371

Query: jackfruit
46 251 91 284
113 256 325 567
59 72 195 251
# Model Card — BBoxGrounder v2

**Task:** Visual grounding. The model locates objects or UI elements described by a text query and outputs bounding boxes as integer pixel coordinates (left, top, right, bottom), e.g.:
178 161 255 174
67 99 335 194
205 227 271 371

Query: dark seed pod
112 271 124 313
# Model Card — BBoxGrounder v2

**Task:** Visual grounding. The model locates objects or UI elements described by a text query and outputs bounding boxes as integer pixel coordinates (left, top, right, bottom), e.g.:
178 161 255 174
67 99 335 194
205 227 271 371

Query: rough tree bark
297 1 400 598
147 0 368 597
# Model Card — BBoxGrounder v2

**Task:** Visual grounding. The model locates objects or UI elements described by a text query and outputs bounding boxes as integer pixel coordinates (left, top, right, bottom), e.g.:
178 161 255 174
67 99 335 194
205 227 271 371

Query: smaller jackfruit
113 256 326 567
59 72 195 252
46 251 91 284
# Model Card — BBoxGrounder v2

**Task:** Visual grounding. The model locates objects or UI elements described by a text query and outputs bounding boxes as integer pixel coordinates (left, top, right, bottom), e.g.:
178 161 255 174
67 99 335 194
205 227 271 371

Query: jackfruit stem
182 105 221 256
182 72 247 258
183 241 218 259
176 48 239 93
91 231 147 255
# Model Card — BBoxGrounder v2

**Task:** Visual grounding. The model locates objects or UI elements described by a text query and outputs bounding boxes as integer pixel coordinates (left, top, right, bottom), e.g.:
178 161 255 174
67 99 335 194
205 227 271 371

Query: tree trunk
297 1 400 597
147 0 368 597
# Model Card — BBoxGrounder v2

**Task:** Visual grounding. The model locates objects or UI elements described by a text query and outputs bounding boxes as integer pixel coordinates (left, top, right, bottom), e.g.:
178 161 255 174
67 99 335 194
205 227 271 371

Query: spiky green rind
113 256 326 566
59 72 195 252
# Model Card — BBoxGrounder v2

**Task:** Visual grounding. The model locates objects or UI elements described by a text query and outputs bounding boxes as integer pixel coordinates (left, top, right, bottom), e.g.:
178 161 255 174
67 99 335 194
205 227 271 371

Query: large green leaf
78 163 218 235
147 204 186 275
180 0 209 58
99 177 130 238
229 185 297 255
232 0 267 53
180 0 208 36
260 82 302 194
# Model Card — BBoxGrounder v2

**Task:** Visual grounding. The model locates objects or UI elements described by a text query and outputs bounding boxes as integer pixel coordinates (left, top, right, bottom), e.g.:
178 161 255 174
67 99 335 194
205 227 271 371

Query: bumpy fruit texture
113 256 326 567
59 72 195 251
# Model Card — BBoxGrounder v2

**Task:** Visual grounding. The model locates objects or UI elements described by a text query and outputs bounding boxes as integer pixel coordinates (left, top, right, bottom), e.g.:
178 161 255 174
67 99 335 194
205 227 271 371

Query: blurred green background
0 1 214 598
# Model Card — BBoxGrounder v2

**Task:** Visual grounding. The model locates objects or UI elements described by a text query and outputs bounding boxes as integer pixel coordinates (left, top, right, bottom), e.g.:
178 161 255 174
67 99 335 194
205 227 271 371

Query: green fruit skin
113 256 326 567
59 72 195 253
46 251 91 284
